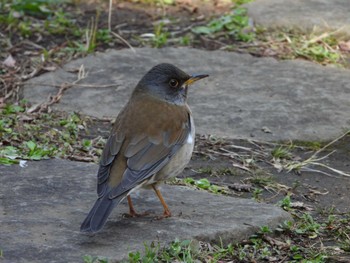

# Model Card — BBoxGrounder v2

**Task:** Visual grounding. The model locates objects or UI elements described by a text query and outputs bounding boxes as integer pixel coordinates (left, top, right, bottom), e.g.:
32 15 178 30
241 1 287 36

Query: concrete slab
0 159 290 263
22 48 350 141
244 0 350 36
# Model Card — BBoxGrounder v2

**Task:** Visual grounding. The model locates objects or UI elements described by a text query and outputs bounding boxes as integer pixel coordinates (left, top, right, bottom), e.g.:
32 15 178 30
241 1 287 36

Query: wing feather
96 96 192 201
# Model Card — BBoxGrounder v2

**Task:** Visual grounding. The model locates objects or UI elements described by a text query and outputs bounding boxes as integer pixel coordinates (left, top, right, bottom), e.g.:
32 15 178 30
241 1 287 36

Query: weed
96 211 347 262
293 140 323 150
82 255 108 263
278 194 292 211
160 239 198 262
252 188 263 200
96 29 113 44
271 145 293 159
261 29 345 66
259 225 272 234
152 23 169 48
181 177 228 194
179 35 191 46
0 104 104 164
234 0 254 6
128 242 159 263
192 7 255 42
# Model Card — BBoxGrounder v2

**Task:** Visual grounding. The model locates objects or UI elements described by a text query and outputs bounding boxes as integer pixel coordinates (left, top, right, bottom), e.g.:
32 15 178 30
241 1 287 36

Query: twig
108 0 135 53
110 31 136 53
313 130 349 158
108 0 112 32
27 65 87 113
300 167 340 178
283 131 350 177
309 162 350 177
306 27 345 46
24 82 119 88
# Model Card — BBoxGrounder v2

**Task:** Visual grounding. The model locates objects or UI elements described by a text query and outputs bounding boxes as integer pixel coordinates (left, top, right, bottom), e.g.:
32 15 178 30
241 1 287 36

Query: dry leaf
339 40 350 52
309 189 329 195
261 126 272 133
3 54 16 68
43 66 57 72
290 201 313 210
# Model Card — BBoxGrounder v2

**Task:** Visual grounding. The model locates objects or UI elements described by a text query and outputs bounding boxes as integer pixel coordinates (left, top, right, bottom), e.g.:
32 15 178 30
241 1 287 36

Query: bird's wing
96 99 192 200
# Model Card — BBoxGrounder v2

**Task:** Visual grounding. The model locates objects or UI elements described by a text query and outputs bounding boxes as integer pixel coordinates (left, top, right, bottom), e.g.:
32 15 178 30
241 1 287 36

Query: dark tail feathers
80 194 124 233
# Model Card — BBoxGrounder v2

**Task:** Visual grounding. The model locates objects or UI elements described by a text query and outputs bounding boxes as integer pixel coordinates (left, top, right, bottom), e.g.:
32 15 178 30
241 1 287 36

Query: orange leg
152 185 171 218
127 196 138 217
126 195 149 217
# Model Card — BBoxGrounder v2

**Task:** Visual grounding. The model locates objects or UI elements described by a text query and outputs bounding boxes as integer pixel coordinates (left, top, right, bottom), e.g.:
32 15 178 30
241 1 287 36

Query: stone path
2 1 350 262
0 159 290 262
244 0 350 36
24 47 350 141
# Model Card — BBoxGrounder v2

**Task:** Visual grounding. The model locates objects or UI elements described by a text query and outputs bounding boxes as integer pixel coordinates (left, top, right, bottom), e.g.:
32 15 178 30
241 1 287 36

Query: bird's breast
148 117 195 184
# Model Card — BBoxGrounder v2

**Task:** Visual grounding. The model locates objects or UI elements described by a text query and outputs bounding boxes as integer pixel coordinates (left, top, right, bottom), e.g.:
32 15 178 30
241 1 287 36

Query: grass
122 210 350 262
172 177 229 194
257 28 346 66
192 7 255 42
0 101 105 165
83 255 108 263
114 198 350 262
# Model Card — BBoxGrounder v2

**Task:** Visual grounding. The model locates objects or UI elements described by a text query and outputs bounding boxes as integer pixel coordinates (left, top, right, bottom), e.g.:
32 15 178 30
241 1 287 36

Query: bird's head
134 63 208 105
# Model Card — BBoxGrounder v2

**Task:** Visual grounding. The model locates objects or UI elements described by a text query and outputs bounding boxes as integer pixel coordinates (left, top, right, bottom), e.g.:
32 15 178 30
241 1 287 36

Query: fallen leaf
43 66 57 72
309 189 329 195
339 40 350 52
261 126 272 133
3 54 16 68
290 201 313 210
19 160 28 168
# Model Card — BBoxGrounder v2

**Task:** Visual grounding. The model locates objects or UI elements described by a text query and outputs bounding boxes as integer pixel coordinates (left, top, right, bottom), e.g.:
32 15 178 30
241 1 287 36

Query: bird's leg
124 195 149 218
152 185 171 219
127 195 138 217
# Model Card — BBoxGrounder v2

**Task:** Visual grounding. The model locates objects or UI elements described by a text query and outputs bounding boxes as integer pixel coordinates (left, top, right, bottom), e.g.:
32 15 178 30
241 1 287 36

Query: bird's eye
169 79 179 88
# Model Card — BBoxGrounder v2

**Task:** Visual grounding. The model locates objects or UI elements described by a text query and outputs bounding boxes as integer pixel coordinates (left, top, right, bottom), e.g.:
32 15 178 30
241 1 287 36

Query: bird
80 63 208 233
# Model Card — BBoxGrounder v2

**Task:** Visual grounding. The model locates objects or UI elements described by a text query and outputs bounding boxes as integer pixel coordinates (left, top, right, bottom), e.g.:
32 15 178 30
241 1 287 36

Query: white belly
148 117 195 184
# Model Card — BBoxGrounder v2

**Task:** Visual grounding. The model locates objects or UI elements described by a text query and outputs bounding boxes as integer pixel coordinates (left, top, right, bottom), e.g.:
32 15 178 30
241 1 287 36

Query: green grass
192 7 255 42
0 102 104 165
82 255 108 263
130 209 349 262
257 29 345 66
271 145 293 159
175 177 228 194
152 23 169 48
124 211 350 262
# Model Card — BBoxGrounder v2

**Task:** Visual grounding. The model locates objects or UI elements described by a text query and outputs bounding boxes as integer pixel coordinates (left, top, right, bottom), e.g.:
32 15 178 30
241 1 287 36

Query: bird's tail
80 194 125 233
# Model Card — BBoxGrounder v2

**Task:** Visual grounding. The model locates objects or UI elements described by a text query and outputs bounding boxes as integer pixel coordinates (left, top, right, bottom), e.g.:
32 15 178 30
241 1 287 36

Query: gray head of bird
134 63 208 105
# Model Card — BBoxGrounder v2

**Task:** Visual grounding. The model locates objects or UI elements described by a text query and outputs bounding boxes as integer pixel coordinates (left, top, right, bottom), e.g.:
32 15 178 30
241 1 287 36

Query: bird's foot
123 211 149 218
155 210 171 220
